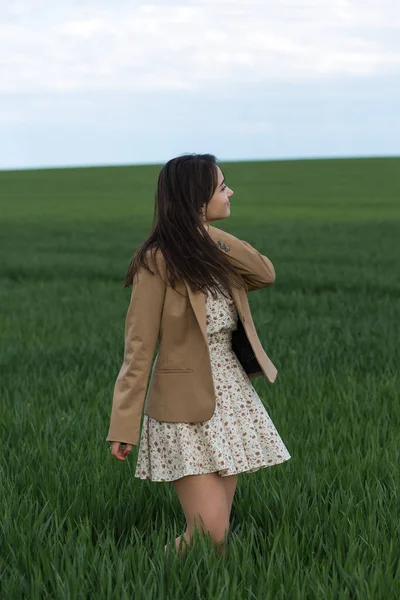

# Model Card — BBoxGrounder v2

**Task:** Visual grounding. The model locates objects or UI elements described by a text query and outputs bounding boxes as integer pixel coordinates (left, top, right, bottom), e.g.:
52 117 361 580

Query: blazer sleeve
106 253 166 447
208 225 276 292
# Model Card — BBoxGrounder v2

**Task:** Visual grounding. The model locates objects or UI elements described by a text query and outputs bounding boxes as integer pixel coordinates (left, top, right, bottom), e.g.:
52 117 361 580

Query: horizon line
1 153 399 174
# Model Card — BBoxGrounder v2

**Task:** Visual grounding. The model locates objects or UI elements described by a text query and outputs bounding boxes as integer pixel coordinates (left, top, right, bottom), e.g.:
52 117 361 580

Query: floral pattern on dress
135 284 291 482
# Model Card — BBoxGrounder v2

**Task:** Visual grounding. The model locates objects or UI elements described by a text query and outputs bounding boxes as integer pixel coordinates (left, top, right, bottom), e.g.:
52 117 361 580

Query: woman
106 153 291 560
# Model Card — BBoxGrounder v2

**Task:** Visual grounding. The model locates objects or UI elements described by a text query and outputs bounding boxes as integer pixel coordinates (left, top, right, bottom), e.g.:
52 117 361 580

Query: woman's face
202 166 234 226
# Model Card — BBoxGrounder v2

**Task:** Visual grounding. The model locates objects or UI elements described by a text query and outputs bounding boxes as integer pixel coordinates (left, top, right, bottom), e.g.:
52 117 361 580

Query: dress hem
134 454 291 482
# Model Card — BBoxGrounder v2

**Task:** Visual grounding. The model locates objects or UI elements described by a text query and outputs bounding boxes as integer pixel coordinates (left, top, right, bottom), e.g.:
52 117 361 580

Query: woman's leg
221 473 238 520
167 472 231 558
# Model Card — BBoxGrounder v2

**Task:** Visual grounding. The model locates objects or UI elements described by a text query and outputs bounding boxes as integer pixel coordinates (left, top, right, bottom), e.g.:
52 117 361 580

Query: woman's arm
106 251 166 447
208 225 276 292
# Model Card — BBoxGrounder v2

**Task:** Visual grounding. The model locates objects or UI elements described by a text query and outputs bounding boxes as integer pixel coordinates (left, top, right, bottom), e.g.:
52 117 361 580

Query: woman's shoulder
142 247 167 279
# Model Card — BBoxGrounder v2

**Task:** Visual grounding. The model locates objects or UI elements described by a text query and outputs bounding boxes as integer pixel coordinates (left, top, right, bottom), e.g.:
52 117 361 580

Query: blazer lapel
185 282 244 346
184 281 277 383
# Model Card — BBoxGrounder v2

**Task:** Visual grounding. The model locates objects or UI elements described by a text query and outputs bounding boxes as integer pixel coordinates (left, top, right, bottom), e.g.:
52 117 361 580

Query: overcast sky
1 0 399 170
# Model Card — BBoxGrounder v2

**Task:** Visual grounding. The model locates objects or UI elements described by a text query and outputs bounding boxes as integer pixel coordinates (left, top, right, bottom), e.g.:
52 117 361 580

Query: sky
1 0 399 170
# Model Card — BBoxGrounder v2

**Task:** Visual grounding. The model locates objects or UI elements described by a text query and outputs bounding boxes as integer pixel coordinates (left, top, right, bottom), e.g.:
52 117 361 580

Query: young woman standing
106 153 291 561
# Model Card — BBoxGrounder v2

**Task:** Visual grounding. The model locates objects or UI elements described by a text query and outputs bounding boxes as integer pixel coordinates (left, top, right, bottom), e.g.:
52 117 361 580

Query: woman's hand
109 441 133 461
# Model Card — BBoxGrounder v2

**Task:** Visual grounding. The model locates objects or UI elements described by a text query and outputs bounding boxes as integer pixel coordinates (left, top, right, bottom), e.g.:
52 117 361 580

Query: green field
1 157 399 599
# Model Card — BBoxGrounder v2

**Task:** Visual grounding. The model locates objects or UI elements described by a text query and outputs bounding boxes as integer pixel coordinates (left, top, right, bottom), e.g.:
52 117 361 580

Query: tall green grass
1 157 399 599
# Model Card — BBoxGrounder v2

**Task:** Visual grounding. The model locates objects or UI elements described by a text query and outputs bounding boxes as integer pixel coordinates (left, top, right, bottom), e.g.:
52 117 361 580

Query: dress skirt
134 283 291 482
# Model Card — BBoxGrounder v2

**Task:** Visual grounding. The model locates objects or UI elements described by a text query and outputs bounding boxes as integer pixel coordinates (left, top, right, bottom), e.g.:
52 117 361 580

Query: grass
0 157 399 599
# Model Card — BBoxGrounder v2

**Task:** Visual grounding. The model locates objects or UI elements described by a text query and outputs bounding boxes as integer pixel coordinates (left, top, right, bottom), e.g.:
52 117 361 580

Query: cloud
0 0 399 94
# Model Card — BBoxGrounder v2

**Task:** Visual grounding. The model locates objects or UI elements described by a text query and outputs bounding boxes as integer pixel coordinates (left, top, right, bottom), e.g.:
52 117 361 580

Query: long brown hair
123 153 245 300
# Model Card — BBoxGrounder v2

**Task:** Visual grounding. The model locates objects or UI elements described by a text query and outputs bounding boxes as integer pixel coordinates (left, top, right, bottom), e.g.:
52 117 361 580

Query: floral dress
134 283 291 482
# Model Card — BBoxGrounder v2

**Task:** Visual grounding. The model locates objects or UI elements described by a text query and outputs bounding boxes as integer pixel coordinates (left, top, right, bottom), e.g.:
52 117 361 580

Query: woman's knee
190 512 230 545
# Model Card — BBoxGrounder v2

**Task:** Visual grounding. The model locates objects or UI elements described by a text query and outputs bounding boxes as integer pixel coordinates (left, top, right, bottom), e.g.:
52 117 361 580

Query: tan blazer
106 225 278 446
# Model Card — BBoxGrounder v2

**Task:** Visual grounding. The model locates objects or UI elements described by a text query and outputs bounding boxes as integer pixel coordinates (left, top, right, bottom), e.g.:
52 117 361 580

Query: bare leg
164 530 192 558
221 473 238 520
166 472 231 559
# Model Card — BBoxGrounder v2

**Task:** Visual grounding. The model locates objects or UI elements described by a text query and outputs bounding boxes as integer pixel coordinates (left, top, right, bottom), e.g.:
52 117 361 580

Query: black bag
231 317 262 376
